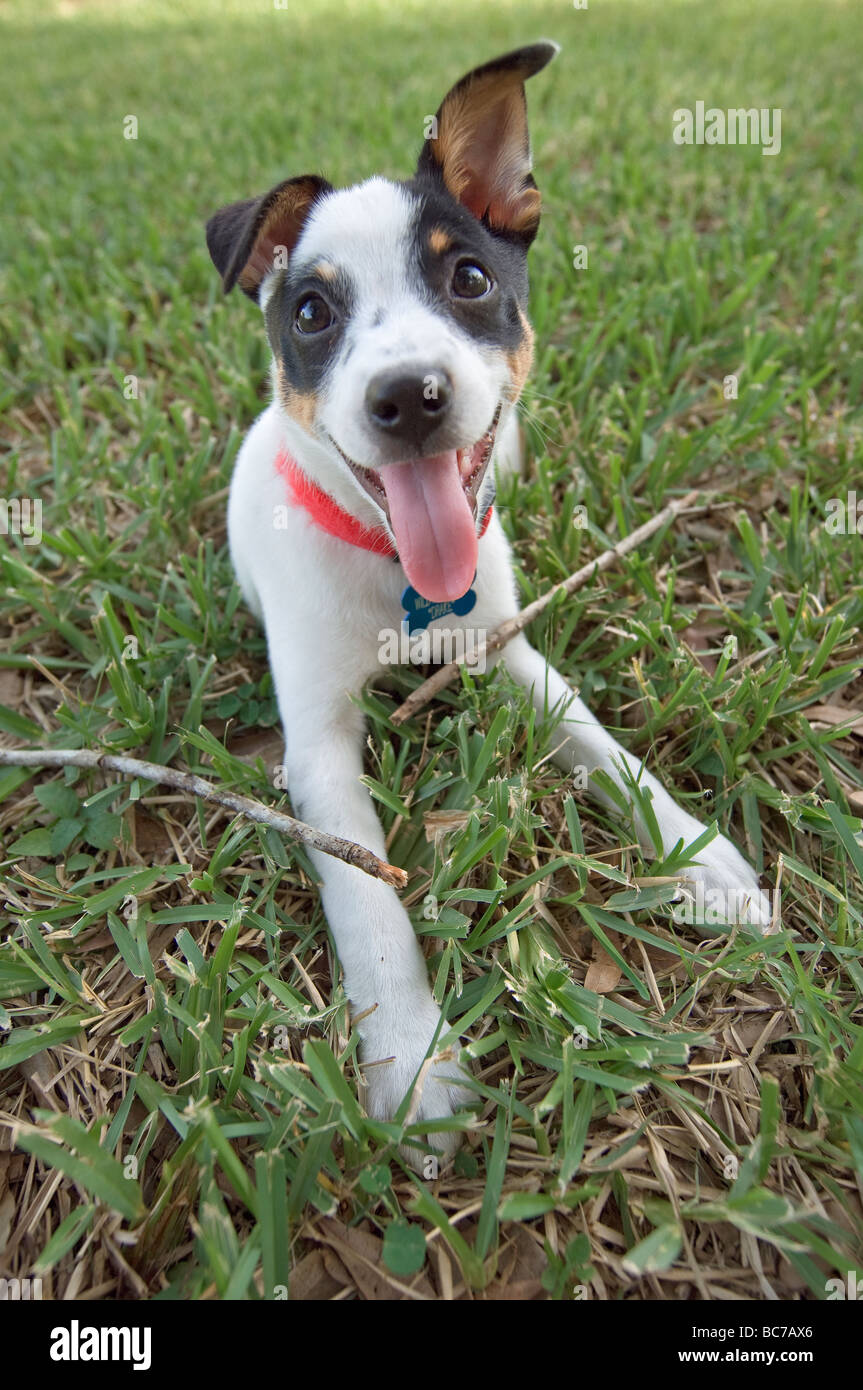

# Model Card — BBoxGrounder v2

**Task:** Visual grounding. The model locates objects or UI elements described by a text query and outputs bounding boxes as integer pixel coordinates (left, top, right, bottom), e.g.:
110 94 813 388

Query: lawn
0 0 861 1302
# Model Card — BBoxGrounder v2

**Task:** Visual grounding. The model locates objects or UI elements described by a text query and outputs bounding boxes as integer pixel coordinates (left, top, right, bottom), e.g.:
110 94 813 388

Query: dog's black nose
365 369 453 451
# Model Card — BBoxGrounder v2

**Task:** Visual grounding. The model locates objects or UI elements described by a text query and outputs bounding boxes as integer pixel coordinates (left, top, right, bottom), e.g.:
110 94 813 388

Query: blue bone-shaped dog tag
401 579 477 634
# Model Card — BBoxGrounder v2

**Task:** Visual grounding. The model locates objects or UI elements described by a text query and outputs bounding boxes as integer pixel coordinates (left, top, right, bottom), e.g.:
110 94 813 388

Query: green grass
1 0 862 1300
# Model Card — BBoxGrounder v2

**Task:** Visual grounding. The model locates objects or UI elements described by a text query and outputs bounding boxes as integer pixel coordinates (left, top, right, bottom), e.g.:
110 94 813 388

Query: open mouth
328 405 501 605
334 405 500 520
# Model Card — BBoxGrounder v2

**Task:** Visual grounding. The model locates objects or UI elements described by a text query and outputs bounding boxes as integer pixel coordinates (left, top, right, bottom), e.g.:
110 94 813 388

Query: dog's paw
361 1013 473 1171
398 1050 474 1172
670 829 773 936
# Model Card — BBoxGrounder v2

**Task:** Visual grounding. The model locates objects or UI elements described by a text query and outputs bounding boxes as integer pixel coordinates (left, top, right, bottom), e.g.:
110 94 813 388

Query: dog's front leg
501 634 769 929
272 676 470 1156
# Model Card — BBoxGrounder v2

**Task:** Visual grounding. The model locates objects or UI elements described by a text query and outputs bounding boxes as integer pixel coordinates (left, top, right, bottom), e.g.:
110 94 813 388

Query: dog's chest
299 531 507 667
230 407 519 682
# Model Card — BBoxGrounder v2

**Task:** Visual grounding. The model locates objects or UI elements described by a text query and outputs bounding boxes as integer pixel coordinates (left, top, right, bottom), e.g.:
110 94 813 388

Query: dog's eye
295 294 333 334
451 262 492 299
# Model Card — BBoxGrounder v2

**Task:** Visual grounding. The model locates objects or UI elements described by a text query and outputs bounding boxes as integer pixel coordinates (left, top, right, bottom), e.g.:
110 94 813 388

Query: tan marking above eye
428 228 451 255
312 261 338 282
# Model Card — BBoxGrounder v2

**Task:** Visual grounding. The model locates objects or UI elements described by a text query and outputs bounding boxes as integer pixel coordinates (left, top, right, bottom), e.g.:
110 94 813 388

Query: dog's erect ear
416 42 558 247
205 175 333 300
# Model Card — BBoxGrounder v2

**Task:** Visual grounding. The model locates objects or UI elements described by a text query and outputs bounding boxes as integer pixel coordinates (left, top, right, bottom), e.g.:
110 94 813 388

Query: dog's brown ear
206 175 333 300
416 42 558 247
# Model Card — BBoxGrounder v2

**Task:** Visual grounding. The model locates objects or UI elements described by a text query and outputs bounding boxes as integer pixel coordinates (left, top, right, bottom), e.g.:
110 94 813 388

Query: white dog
206 43 767 1158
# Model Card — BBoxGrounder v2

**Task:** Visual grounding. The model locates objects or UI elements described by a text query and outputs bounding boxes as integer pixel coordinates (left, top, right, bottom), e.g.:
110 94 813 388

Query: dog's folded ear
205 175 333 300
416 41 558 248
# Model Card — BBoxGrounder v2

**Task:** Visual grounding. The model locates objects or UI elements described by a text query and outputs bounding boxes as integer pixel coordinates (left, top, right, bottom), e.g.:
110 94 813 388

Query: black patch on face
404 176 531 353
264 263 356 400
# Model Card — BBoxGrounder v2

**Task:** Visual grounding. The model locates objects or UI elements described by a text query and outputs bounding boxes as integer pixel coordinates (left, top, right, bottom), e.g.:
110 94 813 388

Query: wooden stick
0 747 407 888
391 490 702 726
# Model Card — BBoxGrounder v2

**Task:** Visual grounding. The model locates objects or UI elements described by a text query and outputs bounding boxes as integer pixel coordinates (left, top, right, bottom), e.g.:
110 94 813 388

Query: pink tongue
380 451 477 603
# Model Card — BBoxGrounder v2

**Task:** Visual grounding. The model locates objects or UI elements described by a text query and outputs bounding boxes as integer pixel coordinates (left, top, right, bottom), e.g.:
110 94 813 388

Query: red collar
275 450 493 557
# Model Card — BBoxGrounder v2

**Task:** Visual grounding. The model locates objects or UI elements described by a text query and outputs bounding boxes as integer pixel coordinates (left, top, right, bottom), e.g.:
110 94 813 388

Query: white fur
227 184 768 1163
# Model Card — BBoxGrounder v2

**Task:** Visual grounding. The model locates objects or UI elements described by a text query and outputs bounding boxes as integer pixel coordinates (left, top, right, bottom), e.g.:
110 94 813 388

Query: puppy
205 43 767 1158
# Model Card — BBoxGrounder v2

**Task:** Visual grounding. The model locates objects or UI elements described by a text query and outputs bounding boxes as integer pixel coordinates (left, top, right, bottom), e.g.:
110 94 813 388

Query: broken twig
0 747 407 888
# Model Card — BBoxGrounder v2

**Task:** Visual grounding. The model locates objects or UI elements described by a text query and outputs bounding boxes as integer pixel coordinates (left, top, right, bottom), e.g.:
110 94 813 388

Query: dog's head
206 42 557 602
